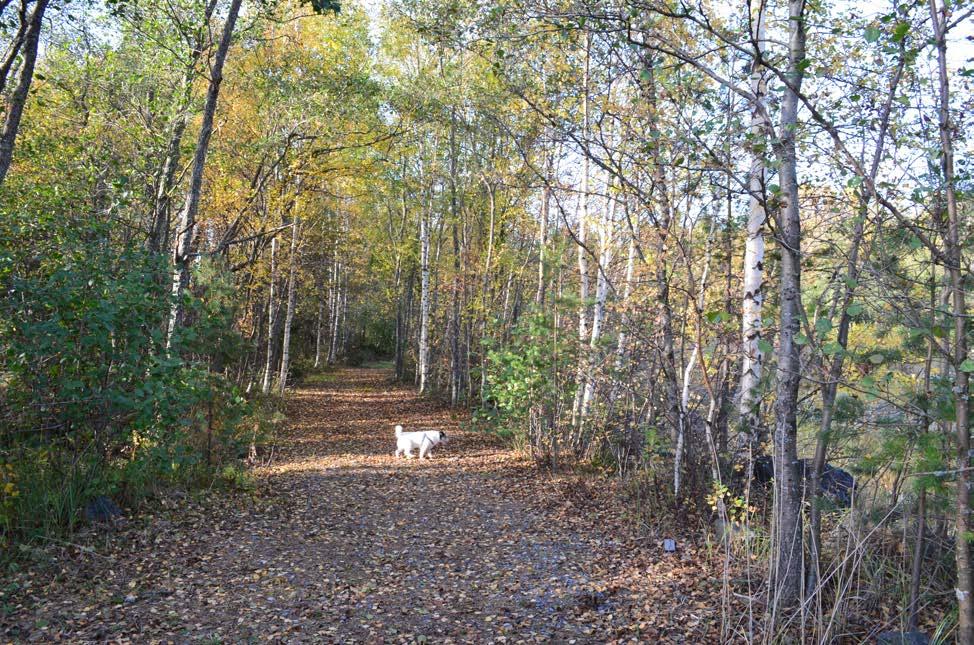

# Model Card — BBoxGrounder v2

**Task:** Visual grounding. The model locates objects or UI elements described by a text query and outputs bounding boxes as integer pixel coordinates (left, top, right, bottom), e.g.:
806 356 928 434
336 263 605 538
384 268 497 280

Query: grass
301 371 339 384
361 359 394 370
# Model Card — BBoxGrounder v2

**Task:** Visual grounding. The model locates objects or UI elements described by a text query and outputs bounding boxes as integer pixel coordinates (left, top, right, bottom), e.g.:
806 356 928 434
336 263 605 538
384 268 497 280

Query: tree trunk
572 32 592 432
261 237 278 394
535 144 551 307
339 271 348 358
449 109 463 406
147 0 220 254
739 0 768 451
615 218 637 370
480 176 497 404
640 50 683 490
0 0 48 185
770 0 807 613
278 217 300 395
0 0 31 97
579 190 615 434
314 269 325 369
418 197 431 394
929 0 973 636
328 256 341 365
166 0 244 348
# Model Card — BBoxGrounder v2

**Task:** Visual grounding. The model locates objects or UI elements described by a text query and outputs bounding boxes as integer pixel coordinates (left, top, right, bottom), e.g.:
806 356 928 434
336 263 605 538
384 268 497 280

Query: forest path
4 367 719 643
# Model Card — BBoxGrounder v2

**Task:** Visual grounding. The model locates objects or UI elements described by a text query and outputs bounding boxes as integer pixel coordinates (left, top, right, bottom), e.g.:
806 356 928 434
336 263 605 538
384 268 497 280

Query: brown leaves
3 368 723 643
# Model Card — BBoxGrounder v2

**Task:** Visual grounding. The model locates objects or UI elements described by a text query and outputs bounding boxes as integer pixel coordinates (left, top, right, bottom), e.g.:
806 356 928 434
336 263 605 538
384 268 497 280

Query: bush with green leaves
479 308 577 462
0 226 251 549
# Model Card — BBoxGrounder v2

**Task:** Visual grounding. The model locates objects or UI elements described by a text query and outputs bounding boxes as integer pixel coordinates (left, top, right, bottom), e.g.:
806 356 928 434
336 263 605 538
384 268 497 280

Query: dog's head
438 431 449 444
395 424 403 435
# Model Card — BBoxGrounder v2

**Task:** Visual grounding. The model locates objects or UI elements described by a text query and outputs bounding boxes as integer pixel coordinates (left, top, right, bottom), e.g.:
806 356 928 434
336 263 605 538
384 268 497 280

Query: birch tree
167 0 244 347
739 0 768 452
278 216 300 395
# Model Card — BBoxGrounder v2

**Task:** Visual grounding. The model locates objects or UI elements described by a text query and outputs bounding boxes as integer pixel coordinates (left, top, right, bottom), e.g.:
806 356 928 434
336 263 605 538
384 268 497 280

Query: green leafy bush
479 308 577 462
0 228 251 550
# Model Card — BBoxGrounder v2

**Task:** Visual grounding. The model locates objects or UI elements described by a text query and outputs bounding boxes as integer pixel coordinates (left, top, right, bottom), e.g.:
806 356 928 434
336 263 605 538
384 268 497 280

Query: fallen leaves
2 367 724 643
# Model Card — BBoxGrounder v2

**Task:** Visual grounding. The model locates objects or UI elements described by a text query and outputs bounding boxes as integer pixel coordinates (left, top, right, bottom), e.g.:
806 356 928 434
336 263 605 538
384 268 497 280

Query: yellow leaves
1 463 18 503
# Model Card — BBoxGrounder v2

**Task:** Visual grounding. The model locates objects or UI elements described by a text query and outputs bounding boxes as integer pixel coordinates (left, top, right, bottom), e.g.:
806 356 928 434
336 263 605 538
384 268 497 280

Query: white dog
395 425 448 459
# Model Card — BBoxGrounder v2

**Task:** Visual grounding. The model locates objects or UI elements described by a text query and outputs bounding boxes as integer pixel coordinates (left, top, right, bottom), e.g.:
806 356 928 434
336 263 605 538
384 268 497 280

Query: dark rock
753 455 775 485
821 463 856 507
876 631 929 645
83 496 123 523
744 456 856 508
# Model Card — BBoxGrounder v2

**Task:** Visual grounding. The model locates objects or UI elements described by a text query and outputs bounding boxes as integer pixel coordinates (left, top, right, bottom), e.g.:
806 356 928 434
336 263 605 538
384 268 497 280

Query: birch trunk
339 272 348 358
615 209 637 370
418 199 431 394
675 217 716 497
579 192 615 428
147 0 219 254
739 0 768 448
572 33 592 431
166 0 244 348
314 268 324 369
328 257 341 365
278 217 300 395
0 0 48 185
449 110 463 406
536 144 551 307
261 237 278 394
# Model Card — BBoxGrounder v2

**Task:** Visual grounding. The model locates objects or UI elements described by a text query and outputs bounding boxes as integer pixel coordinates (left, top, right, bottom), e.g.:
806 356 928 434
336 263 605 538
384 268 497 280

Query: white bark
739 0 769 443
166 0 243 348
261 237 278 394
328 254 341 365
572 32 592 430
579 191 616 423
314 284 324 369
675 217 716 497
418 203 431 394
278 217 300 395
615 223 637 369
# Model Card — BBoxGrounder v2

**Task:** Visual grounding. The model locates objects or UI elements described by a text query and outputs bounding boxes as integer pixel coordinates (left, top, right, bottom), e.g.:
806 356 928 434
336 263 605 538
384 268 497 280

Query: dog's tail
395 424 403 437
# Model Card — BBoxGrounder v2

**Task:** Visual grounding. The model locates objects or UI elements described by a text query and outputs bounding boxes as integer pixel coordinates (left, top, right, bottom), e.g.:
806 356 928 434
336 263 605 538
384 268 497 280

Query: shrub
480 308 577 464
0 229 251 551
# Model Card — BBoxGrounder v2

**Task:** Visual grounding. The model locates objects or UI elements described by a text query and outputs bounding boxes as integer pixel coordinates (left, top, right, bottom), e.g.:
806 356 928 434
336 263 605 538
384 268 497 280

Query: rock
876 631 929 645
753 455 775 485
745 457 856 508
83 496 123 523
821 463 856 507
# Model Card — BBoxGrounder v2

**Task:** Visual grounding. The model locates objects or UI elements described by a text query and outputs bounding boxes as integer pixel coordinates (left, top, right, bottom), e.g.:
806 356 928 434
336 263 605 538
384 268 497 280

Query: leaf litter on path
2 367 722 643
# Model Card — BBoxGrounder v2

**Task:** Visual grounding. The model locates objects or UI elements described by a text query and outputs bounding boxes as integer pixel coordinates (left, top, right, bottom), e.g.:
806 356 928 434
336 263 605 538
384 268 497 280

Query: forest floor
2 367 725 643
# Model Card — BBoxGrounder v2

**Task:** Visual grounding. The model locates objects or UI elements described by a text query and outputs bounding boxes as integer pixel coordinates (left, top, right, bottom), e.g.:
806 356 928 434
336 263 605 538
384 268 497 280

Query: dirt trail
3 367 719 643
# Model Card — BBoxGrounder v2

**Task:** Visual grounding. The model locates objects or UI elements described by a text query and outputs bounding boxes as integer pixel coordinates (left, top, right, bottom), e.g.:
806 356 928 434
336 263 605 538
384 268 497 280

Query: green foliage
478 308 577 456
0 222 252 550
